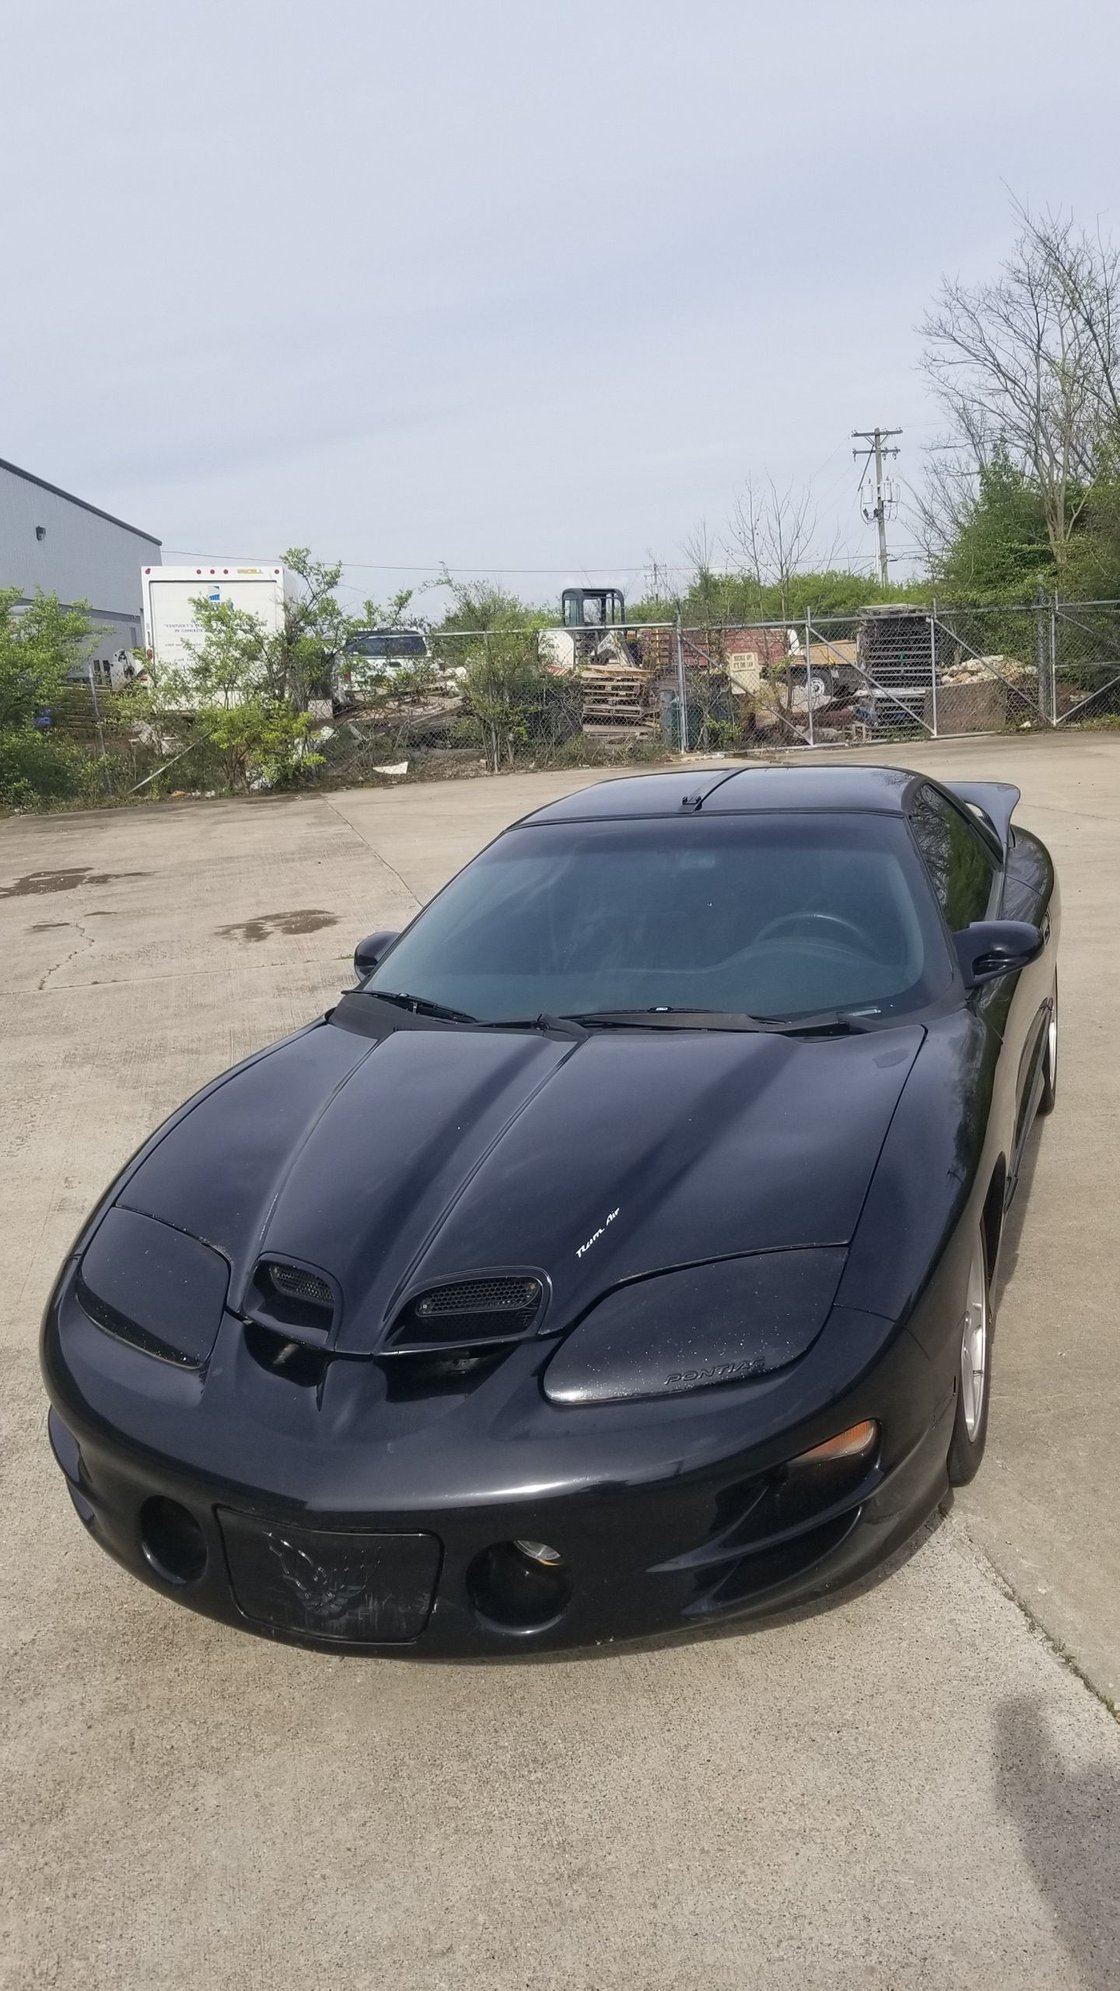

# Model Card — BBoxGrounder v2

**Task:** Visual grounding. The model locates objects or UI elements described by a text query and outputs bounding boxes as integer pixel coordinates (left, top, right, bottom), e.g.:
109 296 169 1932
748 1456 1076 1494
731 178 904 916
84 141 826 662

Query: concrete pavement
2 737 1119 1989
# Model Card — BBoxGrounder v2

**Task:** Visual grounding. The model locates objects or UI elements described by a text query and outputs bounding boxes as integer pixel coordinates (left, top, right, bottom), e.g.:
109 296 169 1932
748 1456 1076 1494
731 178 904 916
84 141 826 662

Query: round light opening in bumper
140 1497 208 1586
790 1420 878 1467
468 1541 572 1631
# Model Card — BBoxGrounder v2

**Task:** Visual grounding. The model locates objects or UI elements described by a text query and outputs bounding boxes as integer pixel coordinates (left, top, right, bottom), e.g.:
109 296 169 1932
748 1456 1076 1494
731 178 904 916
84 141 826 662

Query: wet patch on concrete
1 869 92 898
216 909 340 943
0 868 149 898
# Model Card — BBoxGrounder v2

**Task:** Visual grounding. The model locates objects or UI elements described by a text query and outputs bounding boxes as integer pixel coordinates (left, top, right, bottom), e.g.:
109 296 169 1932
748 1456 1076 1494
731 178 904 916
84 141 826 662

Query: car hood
116 1010 922 1351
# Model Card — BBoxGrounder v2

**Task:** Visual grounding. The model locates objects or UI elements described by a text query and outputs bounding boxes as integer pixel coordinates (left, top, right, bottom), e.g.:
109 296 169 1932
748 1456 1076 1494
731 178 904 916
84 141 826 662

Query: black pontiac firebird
42 765 1059 1656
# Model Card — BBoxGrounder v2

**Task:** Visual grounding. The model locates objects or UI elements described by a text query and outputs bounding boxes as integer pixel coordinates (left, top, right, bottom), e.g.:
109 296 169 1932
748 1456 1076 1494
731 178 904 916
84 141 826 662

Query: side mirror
954 919 1043 989
353 929 400 980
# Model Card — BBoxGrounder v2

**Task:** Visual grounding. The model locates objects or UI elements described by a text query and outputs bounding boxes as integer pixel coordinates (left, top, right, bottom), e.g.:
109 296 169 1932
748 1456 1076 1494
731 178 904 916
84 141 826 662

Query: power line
851 428 902 587
161 549 670 576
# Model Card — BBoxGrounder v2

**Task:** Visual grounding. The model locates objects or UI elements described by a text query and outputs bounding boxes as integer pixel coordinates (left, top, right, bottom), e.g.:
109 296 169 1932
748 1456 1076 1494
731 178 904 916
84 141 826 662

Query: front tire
947 1228 993 1485
1038 979 1058 1115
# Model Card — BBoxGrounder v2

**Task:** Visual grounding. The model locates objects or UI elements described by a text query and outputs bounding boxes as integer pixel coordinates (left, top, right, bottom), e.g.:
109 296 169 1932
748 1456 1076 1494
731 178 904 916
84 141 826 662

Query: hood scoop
386 1274 546 1354
247 1257 338 1345
242 1266 547 1403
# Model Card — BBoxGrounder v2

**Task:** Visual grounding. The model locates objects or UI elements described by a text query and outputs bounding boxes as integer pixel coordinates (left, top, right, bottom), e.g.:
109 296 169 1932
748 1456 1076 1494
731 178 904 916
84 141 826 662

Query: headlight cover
76 1206 230 1368
542 1249 846 1406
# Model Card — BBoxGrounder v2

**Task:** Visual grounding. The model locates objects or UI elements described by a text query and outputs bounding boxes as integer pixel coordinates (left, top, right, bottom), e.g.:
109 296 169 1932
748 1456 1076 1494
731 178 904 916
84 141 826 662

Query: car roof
348 626 425 638
520 764 916 825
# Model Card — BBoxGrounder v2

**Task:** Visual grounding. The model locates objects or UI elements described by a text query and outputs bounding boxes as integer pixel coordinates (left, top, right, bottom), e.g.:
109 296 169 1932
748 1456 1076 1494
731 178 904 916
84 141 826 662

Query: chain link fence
309 605 1055 783
678 602 1059 750
36 596 1120 800
316 598 1120 779
1051 601 1120 726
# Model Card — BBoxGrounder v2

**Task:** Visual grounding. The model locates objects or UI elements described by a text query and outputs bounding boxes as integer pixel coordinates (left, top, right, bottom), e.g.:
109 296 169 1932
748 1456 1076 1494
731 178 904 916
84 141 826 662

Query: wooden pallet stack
635 626 674 674
578 663 657 737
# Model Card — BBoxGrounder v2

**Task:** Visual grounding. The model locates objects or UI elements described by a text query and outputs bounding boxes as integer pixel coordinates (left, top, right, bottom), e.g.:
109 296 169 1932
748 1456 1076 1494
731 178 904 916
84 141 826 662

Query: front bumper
42 1266 956 1658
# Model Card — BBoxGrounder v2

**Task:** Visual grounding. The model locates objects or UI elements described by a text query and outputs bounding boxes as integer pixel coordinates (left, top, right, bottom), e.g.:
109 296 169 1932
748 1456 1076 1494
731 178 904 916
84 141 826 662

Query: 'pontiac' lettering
666 1360 757 1385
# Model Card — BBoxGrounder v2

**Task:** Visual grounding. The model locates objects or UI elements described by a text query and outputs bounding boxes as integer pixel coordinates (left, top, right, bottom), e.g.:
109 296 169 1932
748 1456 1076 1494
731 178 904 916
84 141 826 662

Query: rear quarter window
910 786 999 929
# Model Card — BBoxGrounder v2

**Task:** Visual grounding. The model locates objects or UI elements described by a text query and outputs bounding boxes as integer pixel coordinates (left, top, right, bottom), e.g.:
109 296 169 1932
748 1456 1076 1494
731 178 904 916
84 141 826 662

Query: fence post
1034 587 1048 723
804 612 814 748
1050 593 1059 725
928 603 938 738
674 607 688 752
86 663 112 795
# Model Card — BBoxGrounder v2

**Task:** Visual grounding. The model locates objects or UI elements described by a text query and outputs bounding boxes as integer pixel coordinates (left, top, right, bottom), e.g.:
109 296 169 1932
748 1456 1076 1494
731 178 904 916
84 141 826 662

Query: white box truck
141 563 299 673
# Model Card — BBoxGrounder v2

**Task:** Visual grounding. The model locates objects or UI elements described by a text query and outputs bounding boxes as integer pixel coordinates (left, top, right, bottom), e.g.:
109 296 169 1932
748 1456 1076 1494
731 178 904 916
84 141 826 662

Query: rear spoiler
943 780 1021 855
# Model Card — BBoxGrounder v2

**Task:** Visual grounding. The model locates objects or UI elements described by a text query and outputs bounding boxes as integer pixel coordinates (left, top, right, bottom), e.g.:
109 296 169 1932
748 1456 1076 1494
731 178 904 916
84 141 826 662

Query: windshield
364 813 954 1024
347 631 427 660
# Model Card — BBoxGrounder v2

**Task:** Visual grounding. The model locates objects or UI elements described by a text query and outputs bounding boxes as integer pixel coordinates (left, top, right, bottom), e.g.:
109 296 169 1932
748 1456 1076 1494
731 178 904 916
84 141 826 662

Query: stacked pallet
636 626 674 673
578 663 657 737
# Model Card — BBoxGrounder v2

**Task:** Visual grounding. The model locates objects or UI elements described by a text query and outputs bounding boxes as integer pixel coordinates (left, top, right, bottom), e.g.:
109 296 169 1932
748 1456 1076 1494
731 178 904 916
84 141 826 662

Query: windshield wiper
565 1006 878 1036
756 1009 876 1036
567 1008 767 1032
478 1013 590 1042
366 993 875 1037
366 990 479 1025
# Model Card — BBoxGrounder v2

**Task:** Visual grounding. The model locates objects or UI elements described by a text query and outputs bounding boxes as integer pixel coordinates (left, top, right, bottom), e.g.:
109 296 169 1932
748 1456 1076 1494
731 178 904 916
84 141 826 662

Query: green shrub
0 727 89 809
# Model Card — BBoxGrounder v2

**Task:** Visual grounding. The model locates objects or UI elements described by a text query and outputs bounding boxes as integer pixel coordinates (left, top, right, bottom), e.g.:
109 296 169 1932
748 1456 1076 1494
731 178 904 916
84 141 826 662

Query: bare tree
919 206 1120 573
681 519 720 580
680 519 735 625
1017 201 1120 434
909 452 981 573
728 476 831 619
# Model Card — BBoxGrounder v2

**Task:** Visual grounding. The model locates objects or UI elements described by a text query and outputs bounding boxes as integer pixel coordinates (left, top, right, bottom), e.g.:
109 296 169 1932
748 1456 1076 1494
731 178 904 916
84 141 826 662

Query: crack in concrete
323 798 423 910
958 1517 1120 1722
36 919 97 993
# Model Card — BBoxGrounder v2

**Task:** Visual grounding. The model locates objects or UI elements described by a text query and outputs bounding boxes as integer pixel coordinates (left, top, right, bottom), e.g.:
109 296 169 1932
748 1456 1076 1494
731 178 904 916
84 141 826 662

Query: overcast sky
3 0 1120 610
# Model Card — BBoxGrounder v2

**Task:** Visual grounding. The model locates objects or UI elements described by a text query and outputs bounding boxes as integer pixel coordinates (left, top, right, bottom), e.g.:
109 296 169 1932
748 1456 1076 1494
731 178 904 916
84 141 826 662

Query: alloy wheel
960 1240 989 1442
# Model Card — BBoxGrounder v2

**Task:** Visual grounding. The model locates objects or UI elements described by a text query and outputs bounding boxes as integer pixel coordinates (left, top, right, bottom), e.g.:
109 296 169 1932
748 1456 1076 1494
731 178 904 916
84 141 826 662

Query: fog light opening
468 1540 572 1632
140 1497 208 1586
790 1419 879 1468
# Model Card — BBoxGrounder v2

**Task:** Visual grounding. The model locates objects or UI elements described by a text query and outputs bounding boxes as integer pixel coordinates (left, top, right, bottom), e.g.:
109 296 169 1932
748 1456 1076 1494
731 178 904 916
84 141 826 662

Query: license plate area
218 1509 441 1643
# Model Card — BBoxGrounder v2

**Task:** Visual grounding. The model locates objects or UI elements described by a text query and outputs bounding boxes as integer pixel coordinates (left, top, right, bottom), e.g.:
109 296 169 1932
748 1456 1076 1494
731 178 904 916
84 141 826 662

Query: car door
1000 822 1058 1139
909 784 1046 1183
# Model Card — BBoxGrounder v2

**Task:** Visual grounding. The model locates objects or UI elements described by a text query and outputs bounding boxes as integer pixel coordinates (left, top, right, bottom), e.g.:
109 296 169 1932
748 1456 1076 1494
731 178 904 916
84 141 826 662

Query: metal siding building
0 457 161 662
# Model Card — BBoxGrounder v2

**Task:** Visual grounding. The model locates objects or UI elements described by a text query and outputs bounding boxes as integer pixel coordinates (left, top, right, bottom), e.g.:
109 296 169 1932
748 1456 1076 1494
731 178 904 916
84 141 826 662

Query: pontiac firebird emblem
269 1535 369 1623
576 1207 620 1260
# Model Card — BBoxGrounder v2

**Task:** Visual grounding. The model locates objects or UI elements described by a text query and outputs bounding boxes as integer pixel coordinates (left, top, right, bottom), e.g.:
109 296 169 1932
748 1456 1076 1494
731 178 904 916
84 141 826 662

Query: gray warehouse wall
0 460 161 659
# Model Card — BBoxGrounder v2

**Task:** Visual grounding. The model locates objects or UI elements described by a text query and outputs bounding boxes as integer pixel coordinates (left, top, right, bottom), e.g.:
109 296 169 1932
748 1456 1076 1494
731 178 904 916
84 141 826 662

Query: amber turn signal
790 1419 878 1467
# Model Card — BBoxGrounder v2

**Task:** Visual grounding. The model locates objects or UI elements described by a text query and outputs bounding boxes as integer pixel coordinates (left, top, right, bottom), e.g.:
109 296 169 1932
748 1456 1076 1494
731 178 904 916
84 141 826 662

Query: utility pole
851 427 901 587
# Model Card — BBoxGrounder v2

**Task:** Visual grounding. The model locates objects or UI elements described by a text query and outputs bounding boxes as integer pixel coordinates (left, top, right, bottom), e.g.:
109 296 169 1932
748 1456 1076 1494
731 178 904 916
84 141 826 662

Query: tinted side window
910 786 998 928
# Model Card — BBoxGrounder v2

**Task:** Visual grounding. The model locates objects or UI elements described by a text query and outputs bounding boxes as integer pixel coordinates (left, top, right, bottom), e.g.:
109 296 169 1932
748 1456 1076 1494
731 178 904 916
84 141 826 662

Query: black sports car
42 764 1059 1656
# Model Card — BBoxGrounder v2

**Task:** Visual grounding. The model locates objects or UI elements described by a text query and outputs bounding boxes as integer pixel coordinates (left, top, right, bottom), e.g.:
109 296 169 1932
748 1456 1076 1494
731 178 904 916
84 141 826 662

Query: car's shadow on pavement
994 1695 1120 1990
985 1122 1120 1987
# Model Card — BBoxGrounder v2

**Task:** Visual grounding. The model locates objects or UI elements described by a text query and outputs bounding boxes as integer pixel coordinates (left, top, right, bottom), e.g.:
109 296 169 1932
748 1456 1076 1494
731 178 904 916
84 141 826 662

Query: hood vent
248 1259 337 1342
267 1263 333 1311
388 1275 545 1353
